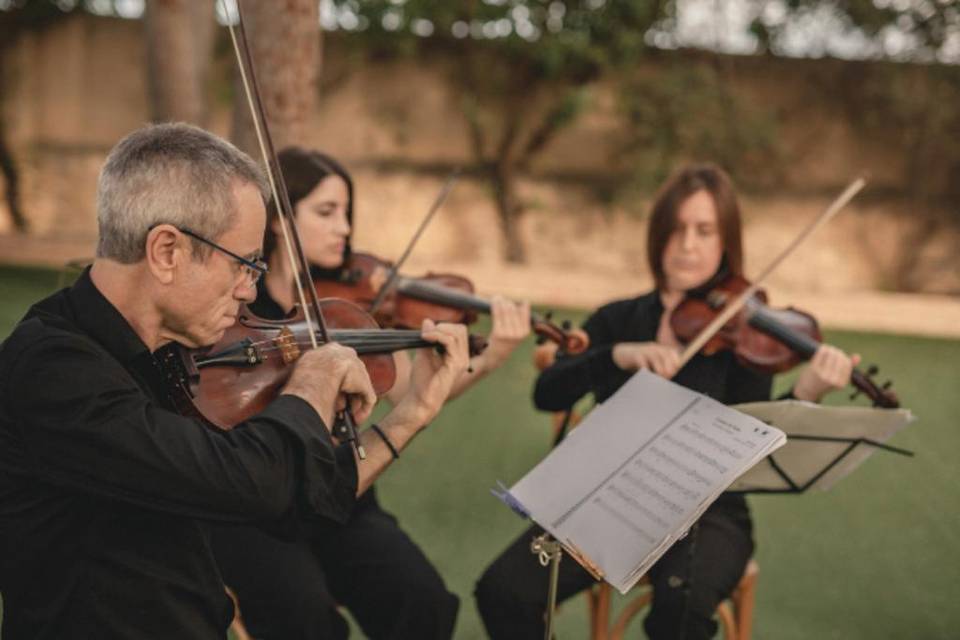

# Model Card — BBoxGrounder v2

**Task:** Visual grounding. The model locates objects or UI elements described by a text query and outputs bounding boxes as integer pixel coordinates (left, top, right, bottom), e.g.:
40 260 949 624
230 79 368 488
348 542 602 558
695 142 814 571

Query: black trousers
475 496 753 640
212 490 459 640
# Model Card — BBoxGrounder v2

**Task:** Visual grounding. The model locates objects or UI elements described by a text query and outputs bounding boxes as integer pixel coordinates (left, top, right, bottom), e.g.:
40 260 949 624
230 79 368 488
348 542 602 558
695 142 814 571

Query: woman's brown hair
646 163 744 290
264 147 354 280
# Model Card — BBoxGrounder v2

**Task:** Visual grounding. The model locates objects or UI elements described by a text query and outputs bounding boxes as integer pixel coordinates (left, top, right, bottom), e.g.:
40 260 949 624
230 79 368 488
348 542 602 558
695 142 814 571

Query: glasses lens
244 260 267 284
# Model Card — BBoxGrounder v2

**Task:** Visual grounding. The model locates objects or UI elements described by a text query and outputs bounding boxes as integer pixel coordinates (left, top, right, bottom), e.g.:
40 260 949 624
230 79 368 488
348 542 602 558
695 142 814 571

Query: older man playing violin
0 123 469 640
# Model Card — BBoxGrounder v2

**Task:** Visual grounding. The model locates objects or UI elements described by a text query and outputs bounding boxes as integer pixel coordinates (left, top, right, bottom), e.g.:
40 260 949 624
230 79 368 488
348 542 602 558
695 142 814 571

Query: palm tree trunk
229 0 320 157
144 0 215 125
0 121 26 232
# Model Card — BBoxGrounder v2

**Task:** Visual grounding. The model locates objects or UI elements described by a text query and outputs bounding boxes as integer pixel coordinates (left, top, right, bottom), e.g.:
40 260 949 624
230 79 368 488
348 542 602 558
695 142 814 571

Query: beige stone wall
2 14 956 297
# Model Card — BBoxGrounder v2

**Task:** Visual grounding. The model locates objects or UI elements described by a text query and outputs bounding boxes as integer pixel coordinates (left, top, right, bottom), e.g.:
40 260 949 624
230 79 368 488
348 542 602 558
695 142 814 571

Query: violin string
243 329 427 350
253 338 432 356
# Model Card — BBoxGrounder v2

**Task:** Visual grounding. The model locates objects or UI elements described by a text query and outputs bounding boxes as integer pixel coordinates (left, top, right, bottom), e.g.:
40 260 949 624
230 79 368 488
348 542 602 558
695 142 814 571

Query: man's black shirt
0 270 358 639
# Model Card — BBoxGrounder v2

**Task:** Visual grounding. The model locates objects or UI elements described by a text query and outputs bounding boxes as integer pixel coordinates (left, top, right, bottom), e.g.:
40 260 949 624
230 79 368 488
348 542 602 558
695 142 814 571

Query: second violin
316 252 589 355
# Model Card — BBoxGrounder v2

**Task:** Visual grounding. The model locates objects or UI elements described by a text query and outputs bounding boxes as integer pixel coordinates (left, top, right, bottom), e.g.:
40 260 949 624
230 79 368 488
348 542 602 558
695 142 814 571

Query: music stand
501 398 915 638
728 400 915 494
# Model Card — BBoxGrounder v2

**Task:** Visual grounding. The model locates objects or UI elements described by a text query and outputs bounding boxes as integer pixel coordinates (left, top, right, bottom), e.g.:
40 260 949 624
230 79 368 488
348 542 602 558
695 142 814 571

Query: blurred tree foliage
750 0 958 62
615 55 783 195
330 0 957 261
1 0 956 263
329 0 668 262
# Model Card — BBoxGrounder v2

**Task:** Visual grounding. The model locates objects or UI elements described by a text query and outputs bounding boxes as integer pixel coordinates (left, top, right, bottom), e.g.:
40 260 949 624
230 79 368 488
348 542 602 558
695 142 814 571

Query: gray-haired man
0 123 468 639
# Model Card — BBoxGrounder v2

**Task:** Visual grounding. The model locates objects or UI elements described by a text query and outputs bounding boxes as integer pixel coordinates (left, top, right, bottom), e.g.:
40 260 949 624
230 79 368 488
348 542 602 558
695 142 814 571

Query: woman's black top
534 291 773 513
534 291 772 410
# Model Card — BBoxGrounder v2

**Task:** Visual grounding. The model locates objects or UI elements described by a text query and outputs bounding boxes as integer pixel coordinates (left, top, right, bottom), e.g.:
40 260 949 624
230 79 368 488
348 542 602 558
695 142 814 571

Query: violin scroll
849 365 899 409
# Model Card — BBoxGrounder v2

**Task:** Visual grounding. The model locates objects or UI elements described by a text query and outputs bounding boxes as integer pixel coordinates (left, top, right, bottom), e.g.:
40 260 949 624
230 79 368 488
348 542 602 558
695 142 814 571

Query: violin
314 252 590 355
157 298 486 431
670 274 900 408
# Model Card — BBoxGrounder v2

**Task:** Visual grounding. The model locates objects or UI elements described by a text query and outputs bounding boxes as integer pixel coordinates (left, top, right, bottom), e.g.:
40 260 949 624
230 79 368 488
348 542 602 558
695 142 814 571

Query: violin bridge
277 326 301 364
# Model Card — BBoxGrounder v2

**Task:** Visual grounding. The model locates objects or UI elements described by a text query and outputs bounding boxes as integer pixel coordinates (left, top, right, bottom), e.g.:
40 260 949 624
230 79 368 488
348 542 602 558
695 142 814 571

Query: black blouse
534 291 773 516
535 291 773 411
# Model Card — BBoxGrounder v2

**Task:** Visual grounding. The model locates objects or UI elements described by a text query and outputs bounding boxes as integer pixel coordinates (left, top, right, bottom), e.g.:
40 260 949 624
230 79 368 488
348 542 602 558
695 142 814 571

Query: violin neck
747 307 820 360
395 277 554 327
327 329 433 354
396 277 491 314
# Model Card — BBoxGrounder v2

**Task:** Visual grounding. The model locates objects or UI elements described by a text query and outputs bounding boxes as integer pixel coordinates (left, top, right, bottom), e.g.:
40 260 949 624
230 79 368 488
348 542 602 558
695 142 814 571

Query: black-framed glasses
175 226 268 285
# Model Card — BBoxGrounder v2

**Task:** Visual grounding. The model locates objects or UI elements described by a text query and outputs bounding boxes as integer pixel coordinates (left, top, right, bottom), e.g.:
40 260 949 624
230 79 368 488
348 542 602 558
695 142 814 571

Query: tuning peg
562 320 572 330
866 364 879 377
544 311 553 321
535 335 546 345
882 380 892 390
849 389 862 401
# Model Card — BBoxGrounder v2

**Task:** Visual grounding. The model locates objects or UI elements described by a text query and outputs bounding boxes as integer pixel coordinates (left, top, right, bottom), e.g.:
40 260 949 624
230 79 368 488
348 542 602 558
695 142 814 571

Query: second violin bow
369 168 462 314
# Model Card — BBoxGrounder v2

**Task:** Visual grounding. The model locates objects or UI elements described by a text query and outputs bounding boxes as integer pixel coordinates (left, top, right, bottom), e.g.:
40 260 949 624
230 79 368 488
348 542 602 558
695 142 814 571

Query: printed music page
502 370 785 594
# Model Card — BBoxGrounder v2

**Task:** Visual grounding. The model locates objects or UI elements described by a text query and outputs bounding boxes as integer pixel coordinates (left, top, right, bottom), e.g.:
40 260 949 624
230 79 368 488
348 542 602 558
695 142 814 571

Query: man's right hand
282 344 377 429
612 341 682 379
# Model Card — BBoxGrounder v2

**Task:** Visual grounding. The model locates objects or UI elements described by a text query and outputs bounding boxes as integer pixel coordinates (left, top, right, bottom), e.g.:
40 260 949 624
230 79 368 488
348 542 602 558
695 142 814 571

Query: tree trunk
229 0 320 158
0 119 26 232
144 0 215 125
491 162 526 263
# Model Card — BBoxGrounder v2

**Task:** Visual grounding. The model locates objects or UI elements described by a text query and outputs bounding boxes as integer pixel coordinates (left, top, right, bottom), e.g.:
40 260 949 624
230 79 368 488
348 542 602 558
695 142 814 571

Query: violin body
318 252 478 329
158 299 402 431
671 275 822 374
671 274 899 408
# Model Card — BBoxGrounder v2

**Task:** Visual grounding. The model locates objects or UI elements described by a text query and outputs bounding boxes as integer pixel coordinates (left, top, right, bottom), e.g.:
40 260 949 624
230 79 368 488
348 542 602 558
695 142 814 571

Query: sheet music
502 370 785 594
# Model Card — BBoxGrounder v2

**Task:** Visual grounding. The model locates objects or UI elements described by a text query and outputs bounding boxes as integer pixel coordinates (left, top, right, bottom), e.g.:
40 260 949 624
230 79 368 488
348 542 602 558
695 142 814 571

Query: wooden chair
533 344 759 640
586 559 759 640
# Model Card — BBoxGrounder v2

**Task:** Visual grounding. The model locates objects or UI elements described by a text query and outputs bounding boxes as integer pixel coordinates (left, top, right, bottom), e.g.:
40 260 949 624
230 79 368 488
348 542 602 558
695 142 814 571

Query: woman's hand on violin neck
793 344 861 402
480 297 531 370
442 297 531 402
282 344 377 428
612 342 682 380
387 320 470 430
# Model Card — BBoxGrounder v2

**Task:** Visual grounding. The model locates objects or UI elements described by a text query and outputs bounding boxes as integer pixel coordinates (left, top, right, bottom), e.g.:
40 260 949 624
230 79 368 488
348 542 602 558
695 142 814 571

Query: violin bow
368 168 462 314
221 0 366 457
676 177 867 370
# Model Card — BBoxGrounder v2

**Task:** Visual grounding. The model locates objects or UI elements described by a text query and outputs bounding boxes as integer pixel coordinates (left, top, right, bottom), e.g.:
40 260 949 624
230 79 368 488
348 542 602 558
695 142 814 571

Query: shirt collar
67 267 151 364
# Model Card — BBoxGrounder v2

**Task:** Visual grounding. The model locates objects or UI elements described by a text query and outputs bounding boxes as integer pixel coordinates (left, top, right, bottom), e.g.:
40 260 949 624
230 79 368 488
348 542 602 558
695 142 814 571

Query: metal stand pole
531 533 563 640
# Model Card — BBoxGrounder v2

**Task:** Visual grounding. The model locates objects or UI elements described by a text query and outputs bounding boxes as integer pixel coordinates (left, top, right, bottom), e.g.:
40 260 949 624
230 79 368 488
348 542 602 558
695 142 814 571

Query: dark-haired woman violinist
474 163 859 639
212 147 531 639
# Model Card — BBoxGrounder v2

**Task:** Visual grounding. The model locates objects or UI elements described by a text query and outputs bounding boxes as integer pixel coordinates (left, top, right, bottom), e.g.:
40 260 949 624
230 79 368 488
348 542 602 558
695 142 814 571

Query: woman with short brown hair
475 163 857 639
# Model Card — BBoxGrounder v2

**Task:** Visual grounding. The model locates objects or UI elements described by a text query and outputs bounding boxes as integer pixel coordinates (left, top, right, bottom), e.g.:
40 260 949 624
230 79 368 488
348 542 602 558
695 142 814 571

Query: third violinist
211 146 533 639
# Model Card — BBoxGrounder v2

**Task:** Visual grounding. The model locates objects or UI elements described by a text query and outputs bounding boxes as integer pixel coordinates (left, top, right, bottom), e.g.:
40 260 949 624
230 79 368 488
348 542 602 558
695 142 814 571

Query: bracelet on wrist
370 423 400 460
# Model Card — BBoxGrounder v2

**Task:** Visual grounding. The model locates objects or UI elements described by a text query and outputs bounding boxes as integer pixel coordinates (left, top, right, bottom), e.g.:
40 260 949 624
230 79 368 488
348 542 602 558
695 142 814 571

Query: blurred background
0 0 958 638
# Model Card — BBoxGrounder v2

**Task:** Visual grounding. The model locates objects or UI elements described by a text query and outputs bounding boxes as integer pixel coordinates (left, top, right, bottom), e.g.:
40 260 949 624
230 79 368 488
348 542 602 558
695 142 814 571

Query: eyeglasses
175 226 268 285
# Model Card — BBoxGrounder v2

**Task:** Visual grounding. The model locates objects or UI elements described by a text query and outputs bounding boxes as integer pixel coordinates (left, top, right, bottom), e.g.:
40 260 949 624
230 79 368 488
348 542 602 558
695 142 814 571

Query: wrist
791 382 821 402
468 352 495 376
280 389 334 428
611 343 626 369
381 402 430 438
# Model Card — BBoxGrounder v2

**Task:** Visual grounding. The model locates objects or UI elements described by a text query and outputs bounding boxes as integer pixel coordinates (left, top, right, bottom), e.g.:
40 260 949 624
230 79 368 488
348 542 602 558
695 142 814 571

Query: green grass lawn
2 264 958 639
